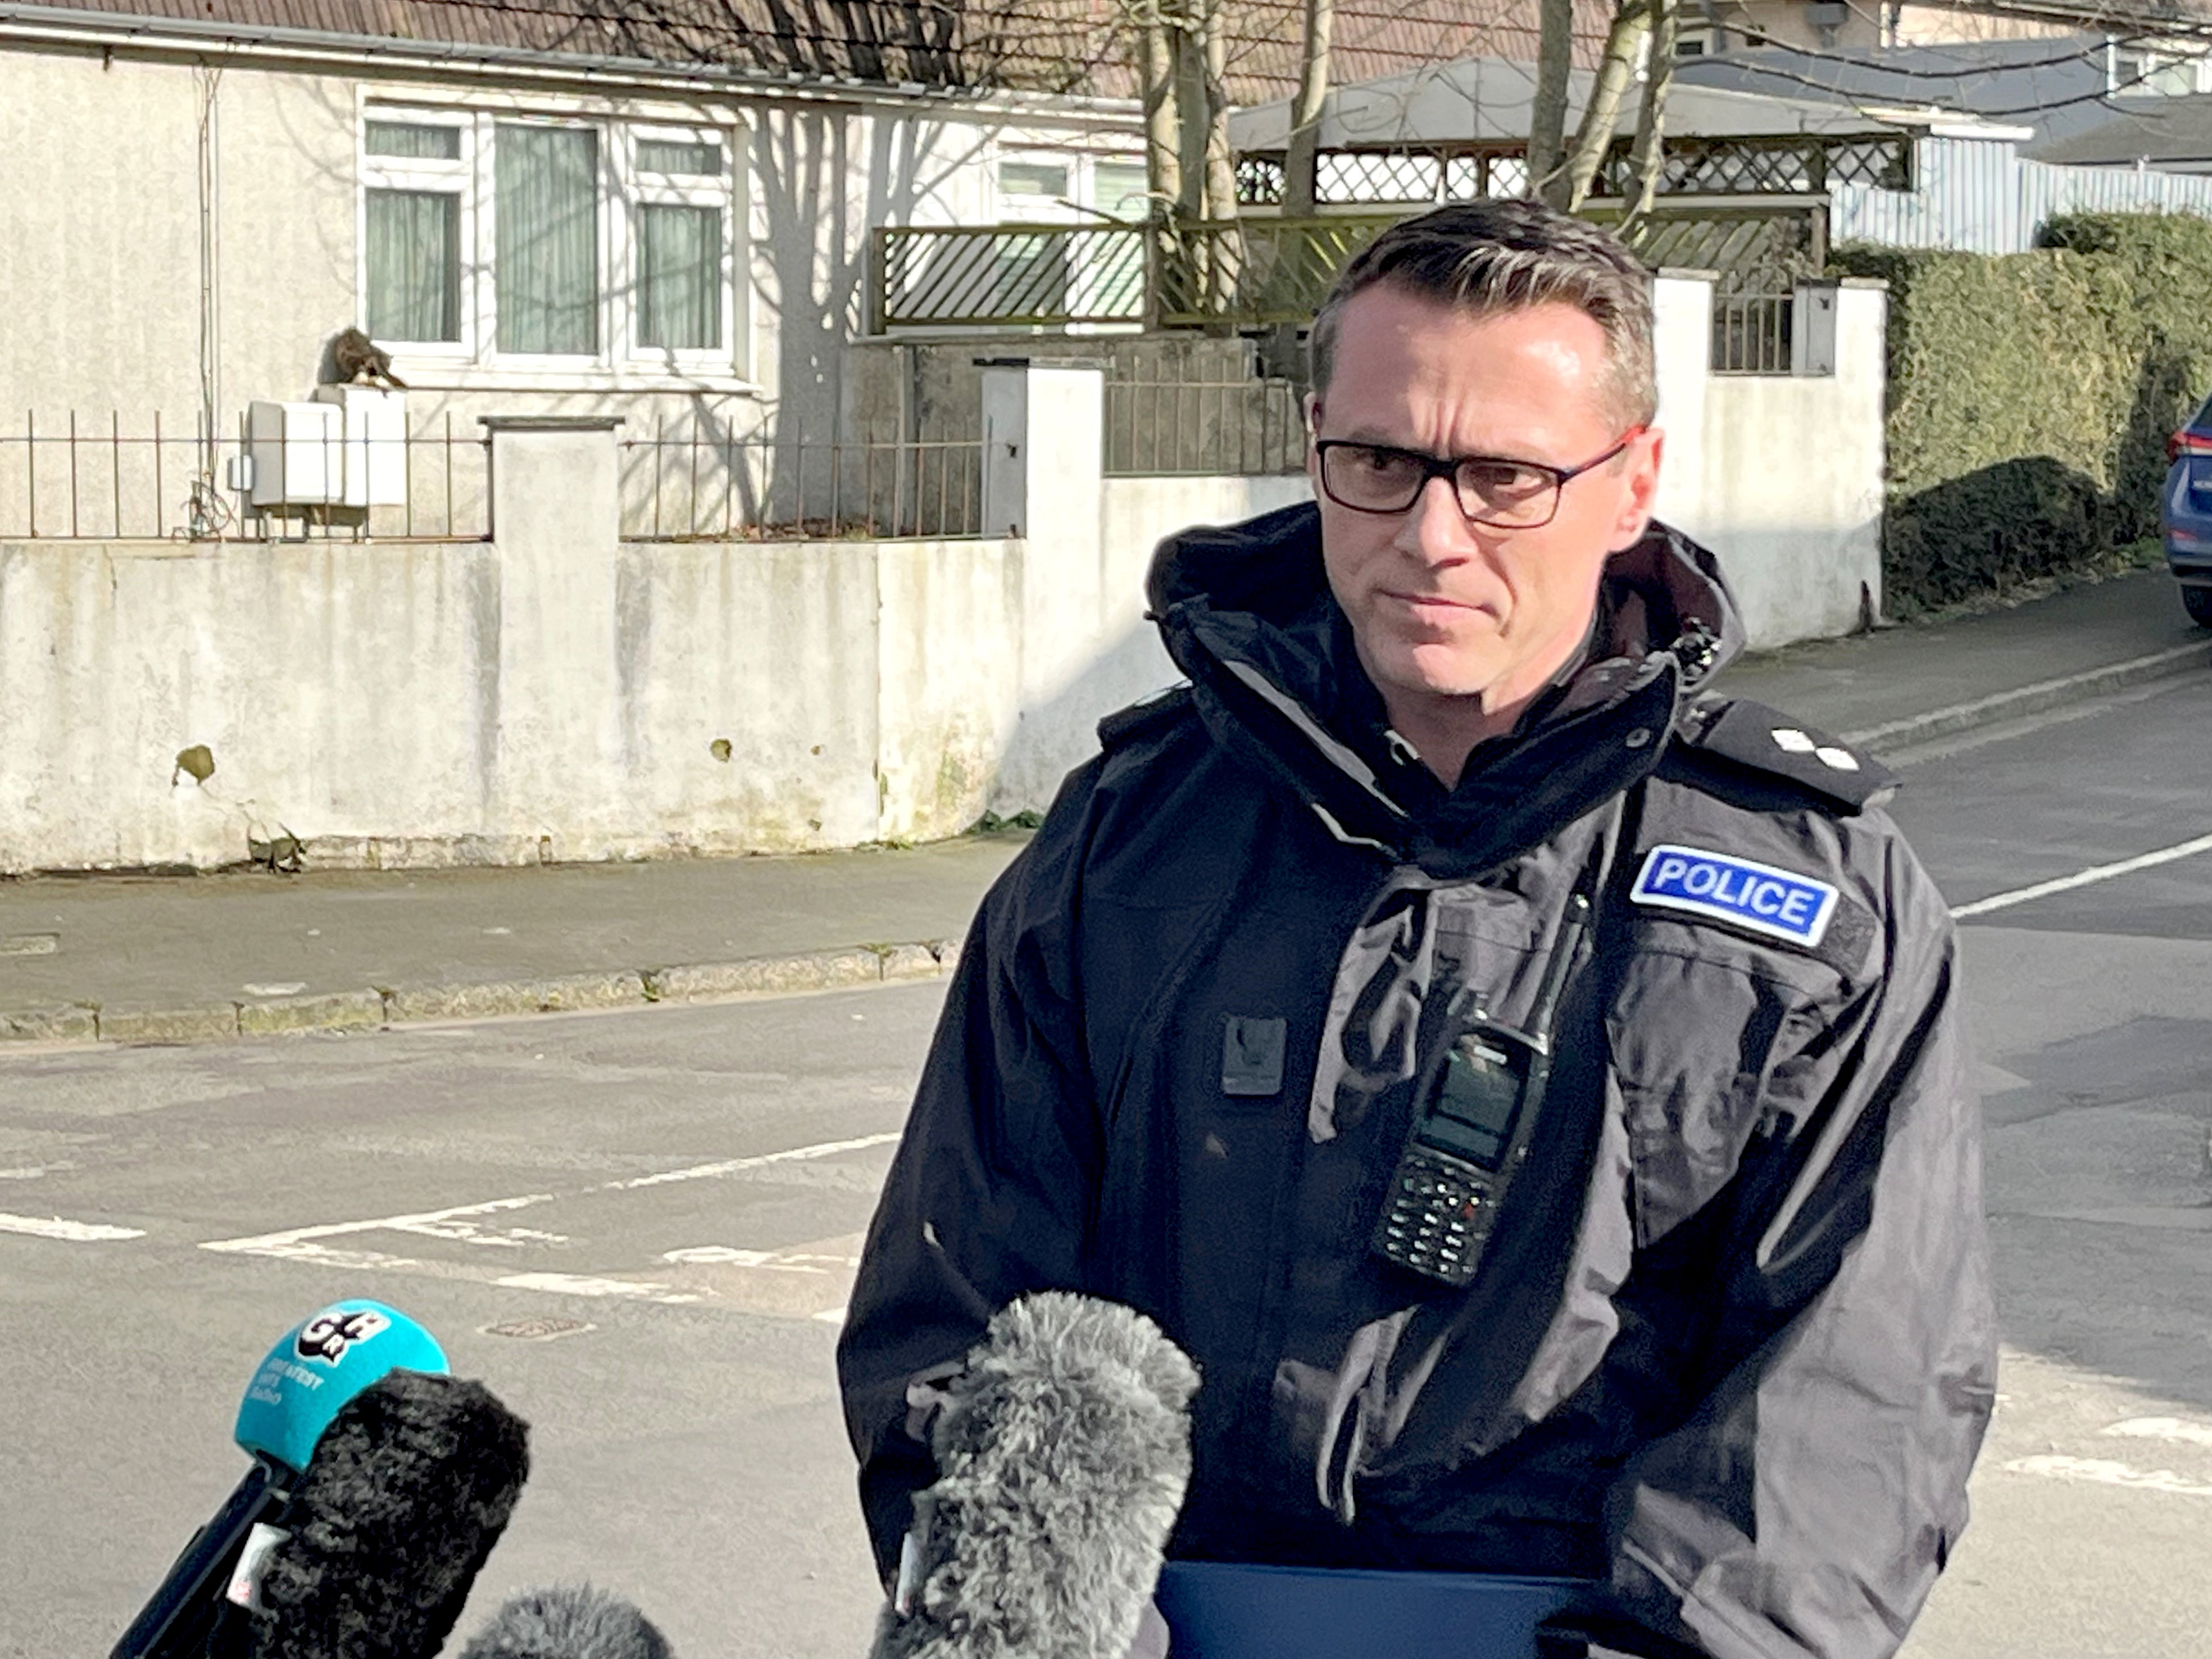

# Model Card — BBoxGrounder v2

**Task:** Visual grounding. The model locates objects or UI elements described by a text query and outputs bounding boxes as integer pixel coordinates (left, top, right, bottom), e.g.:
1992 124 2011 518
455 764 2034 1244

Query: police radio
1371 892 1592 1288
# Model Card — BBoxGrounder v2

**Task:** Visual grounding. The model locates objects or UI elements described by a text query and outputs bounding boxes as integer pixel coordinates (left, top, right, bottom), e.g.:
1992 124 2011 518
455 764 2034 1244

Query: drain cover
482 1317 593 1342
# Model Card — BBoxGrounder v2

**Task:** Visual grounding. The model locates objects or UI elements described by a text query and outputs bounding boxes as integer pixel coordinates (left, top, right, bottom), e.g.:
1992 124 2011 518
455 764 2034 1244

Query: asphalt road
4 670 2211 1658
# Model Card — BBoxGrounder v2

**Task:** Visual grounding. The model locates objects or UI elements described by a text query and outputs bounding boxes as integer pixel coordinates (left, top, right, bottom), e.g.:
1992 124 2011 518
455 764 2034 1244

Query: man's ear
1305 394 1325 488
1606 426 1665 553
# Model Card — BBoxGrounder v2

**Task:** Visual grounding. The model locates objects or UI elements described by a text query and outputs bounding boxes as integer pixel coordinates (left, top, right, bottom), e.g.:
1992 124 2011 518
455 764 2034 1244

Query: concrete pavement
2 567 2203 1047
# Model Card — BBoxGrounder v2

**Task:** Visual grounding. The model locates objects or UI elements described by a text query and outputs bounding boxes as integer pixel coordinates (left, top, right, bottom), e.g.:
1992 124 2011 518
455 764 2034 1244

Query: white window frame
623 123 740 374
356 93 756 392
357 108 476 362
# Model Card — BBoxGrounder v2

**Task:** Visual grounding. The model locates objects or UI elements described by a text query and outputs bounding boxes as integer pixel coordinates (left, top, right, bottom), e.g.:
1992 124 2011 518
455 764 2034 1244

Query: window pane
366 189 460 343
496 124 600 355
639 203 721 351
1094 161 1149 221
998 161 1070 199
367 121 461 161
638 138 722 176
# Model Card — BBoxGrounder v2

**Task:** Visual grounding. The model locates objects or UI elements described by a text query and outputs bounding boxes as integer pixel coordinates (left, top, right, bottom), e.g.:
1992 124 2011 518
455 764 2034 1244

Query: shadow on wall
753 109 985 522
991 617 1183 817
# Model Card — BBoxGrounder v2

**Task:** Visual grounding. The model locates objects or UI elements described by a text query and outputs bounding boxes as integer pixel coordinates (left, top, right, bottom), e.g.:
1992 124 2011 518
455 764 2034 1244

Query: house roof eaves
0 1 1143 123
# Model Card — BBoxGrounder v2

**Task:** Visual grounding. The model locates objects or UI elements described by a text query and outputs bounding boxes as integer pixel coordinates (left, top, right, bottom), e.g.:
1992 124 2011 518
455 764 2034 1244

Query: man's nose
1393 475 1479 564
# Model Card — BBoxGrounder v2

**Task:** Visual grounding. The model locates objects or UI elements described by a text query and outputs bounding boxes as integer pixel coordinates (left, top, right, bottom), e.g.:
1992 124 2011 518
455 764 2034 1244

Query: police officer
838 200 1995 1658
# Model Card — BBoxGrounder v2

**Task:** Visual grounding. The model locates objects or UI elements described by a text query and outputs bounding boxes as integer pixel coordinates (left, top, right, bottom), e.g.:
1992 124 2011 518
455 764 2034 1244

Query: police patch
1630 844 1840 947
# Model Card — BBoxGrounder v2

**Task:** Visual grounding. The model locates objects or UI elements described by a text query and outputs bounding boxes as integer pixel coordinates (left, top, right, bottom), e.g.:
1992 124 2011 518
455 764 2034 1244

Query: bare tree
1283 0 1337 216
1556 0 1647 209
1140 7 1182 226
1527 0 1575 203
1624 0 1677 223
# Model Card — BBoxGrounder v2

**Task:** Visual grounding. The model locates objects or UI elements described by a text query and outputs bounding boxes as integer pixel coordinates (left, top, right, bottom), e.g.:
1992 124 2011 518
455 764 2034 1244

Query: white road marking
496 1272 699 1304
202 1193 557 1257
1951 831 2212 919
2105 1417 2212 1450
193 1131 898 1321
813 1307 848 1325
2003 1455 2212 1497
663 1246 789 1267
607 1131 901 1191
0 1212 146 1242
385 1219 569 1249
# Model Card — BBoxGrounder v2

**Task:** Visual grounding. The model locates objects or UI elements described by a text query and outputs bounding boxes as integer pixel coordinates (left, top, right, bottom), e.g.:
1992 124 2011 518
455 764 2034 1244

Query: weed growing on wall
1832 213 2212 611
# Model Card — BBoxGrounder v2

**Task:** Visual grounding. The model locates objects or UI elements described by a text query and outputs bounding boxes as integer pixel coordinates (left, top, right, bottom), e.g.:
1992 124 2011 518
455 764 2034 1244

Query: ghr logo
295 1307 391 1365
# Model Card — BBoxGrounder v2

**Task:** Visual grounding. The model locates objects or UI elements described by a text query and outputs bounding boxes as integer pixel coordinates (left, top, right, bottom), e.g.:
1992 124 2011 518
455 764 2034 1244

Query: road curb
1839 640 2212 752
0 939 964 1050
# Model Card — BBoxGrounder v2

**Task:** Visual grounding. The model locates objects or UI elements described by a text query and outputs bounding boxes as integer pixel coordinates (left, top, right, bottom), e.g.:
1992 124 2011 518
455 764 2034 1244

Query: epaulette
1666 696 1896 812
1097 683 1196 752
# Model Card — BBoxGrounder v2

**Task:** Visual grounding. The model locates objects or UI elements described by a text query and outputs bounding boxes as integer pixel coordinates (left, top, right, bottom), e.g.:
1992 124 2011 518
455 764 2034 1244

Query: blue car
2161 403 2212 626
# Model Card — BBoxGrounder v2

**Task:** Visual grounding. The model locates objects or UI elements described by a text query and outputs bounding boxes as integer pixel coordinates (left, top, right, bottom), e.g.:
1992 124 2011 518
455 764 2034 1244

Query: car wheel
2186 585 2212 629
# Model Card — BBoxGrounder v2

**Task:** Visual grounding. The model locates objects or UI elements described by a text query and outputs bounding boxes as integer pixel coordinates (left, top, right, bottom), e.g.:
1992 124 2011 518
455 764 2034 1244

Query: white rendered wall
1651 274 1888 650
0 293 1884 871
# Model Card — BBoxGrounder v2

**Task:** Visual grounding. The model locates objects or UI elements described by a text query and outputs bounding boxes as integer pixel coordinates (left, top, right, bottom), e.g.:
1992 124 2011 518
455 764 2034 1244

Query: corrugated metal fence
1832 137 2212 253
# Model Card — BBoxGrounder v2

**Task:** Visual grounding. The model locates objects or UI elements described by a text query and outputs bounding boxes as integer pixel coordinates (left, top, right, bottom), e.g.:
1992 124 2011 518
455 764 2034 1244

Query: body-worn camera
1371 893 1592 1288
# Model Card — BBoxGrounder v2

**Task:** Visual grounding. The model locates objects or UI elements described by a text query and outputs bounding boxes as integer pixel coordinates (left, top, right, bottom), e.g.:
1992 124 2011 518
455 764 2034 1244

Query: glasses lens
1324 443 1427 511
1455 459 1559 527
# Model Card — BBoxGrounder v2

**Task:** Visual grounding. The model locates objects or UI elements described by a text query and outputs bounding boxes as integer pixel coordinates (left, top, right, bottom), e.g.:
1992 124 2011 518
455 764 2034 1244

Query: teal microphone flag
233 1301 449 1475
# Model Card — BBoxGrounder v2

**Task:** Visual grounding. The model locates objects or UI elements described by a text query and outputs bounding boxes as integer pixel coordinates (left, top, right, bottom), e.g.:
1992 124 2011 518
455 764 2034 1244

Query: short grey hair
1307 199 1657 429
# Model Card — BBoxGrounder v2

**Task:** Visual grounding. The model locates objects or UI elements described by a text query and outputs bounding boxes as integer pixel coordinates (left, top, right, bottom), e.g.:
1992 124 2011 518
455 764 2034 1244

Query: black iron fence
1713 295 1797 375
1104 363 1306 476
619 421 987 541
0 411 489 542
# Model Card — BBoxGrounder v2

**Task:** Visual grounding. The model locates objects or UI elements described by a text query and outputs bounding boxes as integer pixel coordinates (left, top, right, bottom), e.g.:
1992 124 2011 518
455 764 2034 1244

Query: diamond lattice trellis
1238 157 1286 206
1318 152 1441 204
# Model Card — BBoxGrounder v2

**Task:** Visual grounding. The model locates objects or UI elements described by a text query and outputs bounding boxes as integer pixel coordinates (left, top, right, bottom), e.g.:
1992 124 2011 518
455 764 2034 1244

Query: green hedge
1831 213 2212 611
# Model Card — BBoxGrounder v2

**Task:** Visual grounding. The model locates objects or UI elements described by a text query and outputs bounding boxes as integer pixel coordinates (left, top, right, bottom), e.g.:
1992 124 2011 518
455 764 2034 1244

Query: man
838 200 1995 1658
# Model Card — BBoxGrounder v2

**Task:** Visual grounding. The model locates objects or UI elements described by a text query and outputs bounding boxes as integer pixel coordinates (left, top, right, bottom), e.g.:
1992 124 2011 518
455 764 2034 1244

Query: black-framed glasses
1314 429 1645 529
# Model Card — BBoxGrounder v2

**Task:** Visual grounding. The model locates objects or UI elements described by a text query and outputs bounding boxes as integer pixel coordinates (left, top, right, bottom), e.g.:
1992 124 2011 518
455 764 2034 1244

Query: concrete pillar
978 358 1109 810
482 416 625 851
1832 278 1891 622
1649 270 1715 536
1791 278 1840 377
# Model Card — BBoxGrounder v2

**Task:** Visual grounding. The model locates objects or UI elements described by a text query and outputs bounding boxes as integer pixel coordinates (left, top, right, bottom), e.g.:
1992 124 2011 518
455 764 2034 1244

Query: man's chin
1374 648 1507 707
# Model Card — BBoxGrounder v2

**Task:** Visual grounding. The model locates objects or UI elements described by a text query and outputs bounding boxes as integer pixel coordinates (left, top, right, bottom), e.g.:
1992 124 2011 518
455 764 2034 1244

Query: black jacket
838 503 1996 1659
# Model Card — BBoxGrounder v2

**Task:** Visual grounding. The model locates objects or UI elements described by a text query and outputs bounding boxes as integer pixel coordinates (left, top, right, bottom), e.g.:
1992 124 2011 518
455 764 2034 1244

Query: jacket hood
1144 501 1745 876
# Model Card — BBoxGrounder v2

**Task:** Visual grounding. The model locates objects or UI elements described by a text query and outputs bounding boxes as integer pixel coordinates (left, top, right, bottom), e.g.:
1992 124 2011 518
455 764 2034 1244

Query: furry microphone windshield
247 1370 532 1659
458 1584 674 1659
871 1292 1201 1659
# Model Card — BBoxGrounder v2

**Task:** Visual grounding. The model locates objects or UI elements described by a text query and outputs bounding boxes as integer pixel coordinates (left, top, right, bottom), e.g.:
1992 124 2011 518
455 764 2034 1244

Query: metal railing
619 421 986 541
876 222 1147 328
0 411 489 542
1712 295 1796 376
874 207 1827 335
874 217 1401 332
1104 366 1307 476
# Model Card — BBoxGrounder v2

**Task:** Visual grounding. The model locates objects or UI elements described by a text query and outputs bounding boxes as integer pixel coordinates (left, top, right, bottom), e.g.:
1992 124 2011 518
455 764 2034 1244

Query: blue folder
1155 1562 1588 1659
